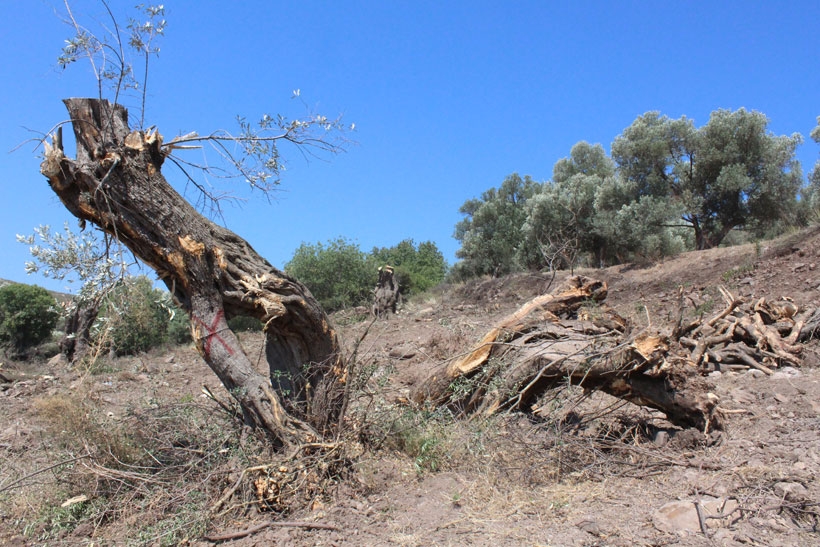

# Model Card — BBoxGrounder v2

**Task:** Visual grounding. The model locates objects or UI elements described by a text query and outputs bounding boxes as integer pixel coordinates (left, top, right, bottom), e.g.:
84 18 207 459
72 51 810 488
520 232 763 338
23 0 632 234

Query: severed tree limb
413 276 721 431
709 343 774 375
691 320 737 368
795 308 820 342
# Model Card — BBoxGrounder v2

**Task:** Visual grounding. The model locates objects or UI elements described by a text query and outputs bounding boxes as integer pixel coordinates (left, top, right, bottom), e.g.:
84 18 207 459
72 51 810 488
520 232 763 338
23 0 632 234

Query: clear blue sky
2 1 819 293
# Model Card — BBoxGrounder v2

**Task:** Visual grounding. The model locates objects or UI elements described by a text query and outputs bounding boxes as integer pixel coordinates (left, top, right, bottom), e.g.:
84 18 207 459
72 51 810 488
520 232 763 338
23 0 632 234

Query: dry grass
4 382 261 545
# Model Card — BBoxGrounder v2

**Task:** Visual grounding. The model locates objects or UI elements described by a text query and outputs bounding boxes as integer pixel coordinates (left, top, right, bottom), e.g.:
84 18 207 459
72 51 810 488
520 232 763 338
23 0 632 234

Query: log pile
674 286 813 375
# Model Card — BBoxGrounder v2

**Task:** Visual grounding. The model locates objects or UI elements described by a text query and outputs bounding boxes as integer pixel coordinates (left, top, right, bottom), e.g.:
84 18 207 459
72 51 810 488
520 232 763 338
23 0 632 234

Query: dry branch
673 286 807 373
204 520 340 542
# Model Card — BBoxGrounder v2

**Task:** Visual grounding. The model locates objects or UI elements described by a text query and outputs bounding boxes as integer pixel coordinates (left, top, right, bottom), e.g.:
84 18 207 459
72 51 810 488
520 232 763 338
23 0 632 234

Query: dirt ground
2 227 820 546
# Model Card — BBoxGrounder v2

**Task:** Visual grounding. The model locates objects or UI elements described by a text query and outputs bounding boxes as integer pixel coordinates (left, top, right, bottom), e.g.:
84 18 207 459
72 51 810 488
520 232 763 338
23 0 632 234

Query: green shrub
166 305 193 345
370 239 447 297
98 276 170 355
285 237 376 312
0 283 59 356
227 315 264 332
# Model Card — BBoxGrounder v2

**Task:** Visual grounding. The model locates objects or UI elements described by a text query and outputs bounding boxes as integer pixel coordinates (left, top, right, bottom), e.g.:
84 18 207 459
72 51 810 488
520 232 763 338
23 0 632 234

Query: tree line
453 109 820 278
285 238 447 312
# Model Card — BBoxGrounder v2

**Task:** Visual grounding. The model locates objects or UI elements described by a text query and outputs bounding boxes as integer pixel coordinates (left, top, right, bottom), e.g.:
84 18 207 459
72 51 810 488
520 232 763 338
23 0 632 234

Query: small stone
653 431 670 447
576 519 603 536
748 369 765 379
708 371 722 378
771 367 801 379
773 481 808 501
773 393 789 403
72 522 94 537
653 497 739 534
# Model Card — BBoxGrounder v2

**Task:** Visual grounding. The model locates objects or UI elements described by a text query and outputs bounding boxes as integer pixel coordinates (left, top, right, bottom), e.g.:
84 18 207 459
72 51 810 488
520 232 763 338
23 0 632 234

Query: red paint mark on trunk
193 309 235 357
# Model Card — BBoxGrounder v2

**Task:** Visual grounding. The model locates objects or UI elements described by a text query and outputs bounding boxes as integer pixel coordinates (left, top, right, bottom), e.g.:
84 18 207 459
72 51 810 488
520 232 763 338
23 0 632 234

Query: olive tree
453 173 540 277
612 109 803 249
18 223 125 363
519 142 614 270
39 3 352 447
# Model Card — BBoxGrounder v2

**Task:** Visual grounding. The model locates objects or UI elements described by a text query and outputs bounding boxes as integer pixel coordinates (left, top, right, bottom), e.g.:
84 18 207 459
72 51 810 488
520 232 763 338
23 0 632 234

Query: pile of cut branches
673 286 818 375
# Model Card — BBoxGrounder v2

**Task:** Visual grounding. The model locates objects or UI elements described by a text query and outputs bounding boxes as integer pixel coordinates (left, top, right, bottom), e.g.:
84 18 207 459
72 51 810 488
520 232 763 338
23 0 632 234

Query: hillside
1 228 819 546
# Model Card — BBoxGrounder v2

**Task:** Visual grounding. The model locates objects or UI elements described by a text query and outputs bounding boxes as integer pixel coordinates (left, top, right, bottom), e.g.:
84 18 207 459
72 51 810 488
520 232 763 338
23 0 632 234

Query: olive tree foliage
806 116 820 212
98 275 190 356
370 239 447 296
0 284 59 357
519 142 614 270
58 1 166 129
284 238 375 312
18 225 190 360
612 109 804 249
453 174 541 278
18 223 124 290
453 109 805 278
17 223 127 362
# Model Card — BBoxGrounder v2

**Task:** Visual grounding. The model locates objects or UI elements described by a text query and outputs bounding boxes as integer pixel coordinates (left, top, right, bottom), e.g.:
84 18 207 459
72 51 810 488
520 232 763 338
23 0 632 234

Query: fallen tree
412 276 722 431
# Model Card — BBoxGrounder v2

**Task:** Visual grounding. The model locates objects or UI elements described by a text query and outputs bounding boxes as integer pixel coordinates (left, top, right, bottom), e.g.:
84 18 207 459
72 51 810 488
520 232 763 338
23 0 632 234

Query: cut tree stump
372 265 400 318
412 276 722 431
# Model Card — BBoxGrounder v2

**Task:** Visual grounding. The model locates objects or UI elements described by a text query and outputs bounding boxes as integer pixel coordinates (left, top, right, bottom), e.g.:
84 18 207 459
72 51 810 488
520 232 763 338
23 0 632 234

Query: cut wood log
412 276 721 431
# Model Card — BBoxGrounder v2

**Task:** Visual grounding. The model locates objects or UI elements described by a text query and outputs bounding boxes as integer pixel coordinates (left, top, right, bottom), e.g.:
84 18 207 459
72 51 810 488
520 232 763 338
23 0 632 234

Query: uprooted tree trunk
412 276 722 431
41 98 345 448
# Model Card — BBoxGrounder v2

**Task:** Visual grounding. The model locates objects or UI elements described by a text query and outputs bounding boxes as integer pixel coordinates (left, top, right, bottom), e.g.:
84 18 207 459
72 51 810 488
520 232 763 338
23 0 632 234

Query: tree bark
59 294 103 363
372 265 400 318
41 98 344 446
412 276 721 431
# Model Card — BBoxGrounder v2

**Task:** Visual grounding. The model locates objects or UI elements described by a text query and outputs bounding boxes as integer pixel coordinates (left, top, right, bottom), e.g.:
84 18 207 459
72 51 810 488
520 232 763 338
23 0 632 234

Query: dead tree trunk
41 98 344 447
60 294 103 363
372 265 400 318
412 276 721 431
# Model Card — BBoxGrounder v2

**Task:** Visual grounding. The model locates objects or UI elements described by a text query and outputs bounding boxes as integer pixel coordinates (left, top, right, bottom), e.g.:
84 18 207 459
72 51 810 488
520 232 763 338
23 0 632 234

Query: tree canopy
453 173 540 277
0 284 59 356
370 239 447 296
284 237 374 312
454 108 810 277
612 109 803 249
285 237 448 312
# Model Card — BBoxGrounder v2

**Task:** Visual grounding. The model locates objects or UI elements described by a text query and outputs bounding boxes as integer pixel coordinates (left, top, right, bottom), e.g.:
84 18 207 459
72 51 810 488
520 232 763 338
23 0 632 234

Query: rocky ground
1 227 819 546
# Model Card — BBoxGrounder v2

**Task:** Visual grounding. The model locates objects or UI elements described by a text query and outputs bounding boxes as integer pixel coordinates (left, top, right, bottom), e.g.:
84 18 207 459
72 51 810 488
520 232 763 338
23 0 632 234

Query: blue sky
2 1 819 293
